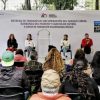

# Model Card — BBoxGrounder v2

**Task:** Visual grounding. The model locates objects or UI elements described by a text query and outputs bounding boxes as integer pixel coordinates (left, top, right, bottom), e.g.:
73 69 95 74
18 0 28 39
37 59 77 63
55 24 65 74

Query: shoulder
58 95 71 100
29 94 41 100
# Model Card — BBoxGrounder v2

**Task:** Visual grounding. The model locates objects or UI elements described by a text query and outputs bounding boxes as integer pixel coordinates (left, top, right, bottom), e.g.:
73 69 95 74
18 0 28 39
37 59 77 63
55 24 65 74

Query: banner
0 11 100 59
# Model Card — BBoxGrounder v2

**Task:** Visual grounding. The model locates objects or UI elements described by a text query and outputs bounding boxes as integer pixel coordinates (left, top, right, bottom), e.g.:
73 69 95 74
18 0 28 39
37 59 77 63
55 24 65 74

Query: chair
61 44 72 59
0 86 25 100
14 62 25 67
66 93 82 100
25 69 43 94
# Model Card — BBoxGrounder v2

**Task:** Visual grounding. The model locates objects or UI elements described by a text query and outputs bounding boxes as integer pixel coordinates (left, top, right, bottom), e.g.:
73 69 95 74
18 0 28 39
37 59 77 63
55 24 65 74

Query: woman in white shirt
25 34 35 57
61 34 70 57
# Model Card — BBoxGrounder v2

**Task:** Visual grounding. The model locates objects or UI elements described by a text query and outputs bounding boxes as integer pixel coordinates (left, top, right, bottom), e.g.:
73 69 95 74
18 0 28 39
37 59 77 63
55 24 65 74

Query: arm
32 40 35 47
14 39 18 48
7 40 11 48
61 40 64 47
25 40 28 47
81 39 86 48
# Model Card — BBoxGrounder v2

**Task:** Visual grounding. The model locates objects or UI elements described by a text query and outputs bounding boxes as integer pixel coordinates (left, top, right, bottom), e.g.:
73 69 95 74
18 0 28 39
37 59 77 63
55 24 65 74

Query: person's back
29 69 71 100
30 92 70 100
0 51 28 100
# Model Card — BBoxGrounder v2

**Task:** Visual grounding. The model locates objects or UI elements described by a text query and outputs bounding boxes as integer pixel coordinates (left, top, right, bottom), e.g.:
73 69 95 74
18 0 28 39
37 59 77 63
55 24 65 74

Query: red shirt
81 38 93 48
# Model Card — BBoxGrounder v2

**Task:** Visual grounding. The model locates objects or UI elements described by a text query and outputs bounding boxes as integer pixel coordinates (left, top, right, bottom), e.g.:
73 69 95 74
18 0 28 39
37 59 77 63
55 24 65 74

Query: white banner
0 11 100 59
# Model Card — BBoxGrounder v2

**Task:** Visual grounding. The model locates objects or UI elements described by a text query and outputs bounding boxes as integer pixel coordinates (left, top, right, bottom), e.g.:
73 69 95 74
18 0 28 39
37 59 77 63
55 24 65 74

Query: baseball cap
1 51 14 67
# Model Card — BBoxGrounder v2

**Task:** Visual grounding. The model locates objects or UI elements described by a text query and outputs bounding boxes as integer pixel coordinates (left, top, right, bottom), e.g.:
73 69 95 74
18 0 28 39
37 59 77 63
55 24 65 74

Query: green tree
41 0 78 10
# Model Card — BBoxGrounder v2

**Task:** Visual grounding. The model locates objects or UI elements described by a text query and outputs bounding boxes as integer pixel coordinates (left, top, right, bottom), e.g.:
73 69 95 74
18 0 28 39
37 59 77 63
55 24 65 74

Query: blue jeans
62 46 69 57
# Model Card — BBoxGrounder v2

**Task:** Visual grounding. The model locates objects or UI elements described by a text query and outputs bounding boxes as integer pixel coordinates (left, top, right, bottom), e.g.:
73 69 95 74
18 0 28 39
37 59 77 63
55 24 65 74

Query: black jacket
59 76 100 100
0 66 28 99
7 39 18 48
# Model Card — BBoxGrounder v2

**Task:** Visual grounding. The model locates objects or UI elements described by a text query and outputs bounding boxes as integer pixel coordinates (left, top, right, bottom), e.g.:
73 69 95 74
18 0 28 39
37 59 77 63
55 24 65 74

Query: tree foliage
41 0 78 10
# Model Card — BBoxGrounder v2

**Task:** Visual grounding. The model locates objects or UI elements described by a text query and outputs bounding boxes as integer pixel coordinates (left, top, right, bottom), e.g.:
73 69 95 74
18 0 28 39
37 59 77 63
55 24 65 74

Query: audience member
59 49 100 100
14 49 27 67
43 48 65 78
24 54 42 71
91 51 100 85
29 69 71 100
0 51 29 99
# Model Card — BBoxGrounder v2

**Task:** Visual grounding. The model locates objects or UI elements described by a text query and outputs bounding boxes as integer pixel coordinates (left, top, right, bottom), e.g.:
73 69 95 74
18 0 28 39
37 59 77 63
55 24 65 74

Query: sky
0 0 24 10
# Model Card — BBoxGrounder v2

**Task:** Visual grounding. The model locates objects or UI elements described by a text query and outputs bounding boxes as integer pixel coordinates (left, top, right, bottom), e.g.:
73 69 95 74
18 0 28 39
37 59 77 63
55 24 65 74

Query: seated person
43 47 65 79
29 69 71 100
25 34 35 57
91 51 100 85
81 33 93 54
59 53 100 100
7 34 18 52
0 51 29 100
24 54 42 71
14 49 27 67
61 34 70 58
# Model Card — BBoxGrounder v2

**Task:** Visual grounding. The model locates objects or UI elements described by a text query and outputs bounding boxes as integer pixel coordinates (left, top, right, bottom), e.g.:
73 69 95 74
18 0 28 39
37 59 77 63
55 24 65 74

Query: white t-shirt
61 39 70 47
25 40 35 47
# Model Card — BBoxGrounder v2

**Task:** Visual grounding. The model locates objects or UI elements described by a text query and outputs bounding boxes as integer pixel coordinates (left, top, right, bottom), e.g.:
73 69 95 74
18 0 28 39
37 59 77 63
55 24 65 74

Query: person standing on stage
81 33 93 54
7 34 18 52
61 34 70 58
25 34 35 57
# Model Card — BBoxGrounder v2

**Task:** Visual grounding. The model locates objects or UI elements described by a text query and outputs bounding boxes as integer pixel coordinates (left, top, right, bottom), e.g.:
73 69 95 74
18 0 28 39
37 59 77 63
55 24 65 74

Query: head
91 51 100 68
15 49 23 56
30 55 37 61
63 34 68 40
41 69 61 95
85 33 89 39
27 34 32 40
74 49 85 60
43 48 64 74
48 45 56 52
74 49 88 70
1 51 14 67
9 34 15 40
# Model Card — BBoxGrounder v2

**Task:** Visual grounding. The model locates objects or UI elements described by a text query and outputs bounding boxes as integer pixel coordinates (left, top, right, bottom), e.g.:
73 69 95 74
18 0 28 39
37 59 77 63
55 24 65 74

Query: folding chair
0 86 25 100
66 93 82 100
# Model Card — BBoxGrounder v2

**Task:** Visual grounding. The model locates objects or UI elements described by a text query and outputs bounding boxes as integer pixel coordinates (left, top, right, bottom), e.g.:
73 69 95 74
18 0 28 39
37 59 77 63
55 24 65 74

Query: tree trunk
25 0 31 10
95 0 99 10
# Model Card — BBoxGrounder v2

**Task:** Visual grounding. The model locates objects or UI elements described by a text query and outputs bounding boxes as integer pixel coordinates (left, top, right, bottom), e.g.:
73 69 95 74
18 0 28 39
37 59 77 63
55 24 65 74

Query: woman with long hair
7 34 18 52
59 49 100 100
43 47 65 77
73 49 88 69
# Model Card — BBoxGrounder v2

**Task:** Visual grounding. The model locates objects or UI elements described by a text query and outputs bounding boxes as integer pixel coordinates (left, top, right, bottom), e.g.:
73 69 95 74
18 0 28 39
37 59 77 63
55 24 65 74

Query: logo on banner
41 13 57 18
41 13 47 18
94 21 100 32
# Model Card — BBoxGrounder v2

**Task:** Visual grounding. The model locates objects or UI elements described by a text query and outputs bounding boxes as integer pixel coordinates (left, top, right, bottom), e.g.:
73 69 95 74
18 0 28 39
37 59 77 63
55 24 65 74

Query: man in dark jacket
0 51 28 100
